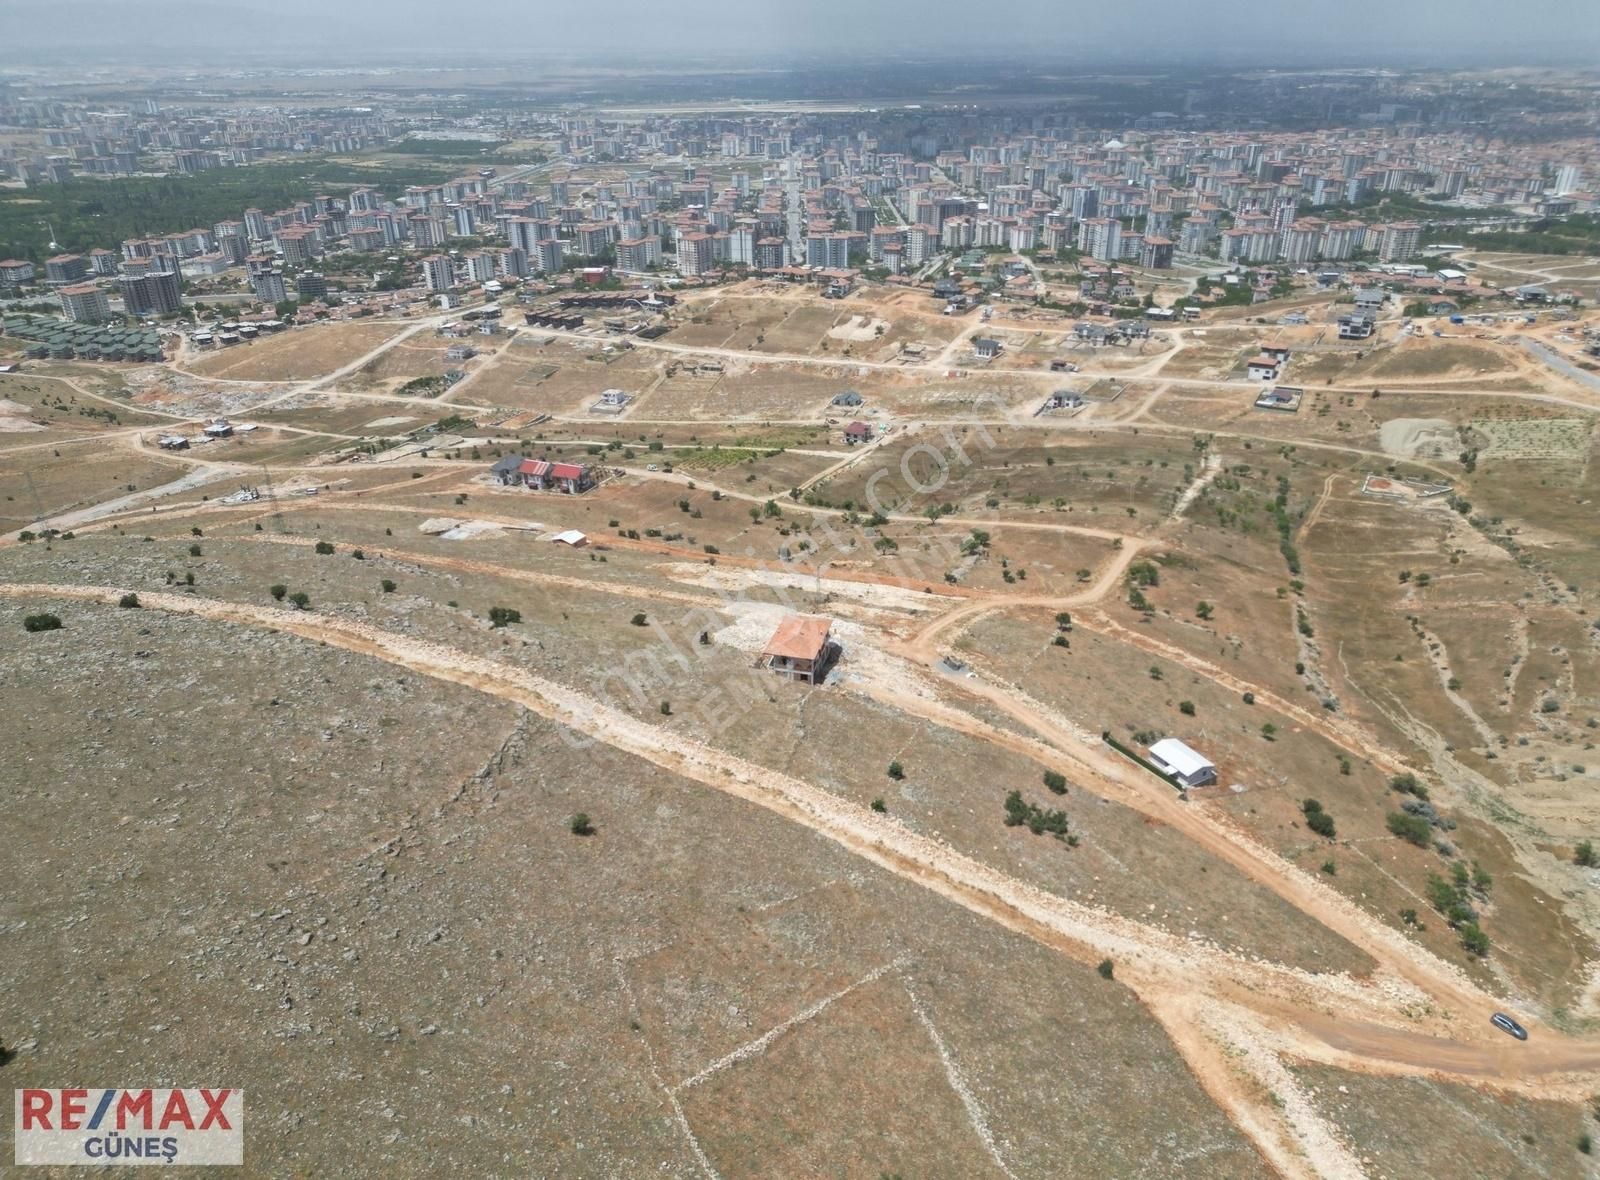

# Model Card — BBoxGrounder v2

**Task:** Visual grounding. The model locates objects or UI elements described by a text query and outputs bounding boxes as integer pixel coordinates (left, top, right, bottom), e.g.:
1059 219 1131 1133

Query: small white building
1245 355 1282 381
1147 738 1217 788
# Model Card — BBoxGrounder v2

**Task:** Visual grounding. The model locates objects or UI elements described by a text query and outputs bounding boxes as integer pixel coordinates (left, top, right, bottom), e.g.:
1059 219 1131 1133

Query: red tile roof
764 615 832 661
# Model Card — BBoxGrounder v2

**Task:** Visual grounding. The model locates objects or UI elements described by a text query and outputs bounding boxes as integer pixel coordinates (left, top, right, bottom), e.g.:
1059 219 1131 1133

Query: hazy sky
4 0 1598 65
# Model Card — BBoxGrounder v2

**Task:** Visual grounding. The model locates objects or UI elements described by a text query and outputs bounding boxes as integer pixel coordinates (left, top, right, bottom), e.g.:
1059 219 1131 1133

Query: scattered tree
314 540 335 555
1389 772 1430 800
23 613 62 633
380 579 397 593
288 592 310 610
1458 922 1491 957
631 612 648 626
118 593 141 609
270 584 288 601
1097 958 1115 980
1386 810 1432 847
870 798 887 813
488 606 522 628
1302 799 1336 839
1043 770 1068 795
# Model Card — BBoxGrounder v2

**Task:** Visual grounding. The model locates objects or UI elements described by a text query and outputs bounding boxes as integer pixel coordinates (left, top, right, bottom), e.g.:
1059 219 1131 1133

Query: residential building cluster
0 93 391 182
4 105 1596 319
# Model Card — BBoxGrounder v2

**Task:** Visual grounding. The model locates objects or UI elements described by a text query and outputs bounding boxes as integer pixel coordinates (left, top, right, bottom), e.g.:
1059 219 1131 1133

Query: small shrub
381 579 396 593
1097 959 1114 980
631 612 648 626
314 540 335 555
1261 722 1277 741
288 592 310 610
1386 810 1432 847
870 798 887 813
351 549 365 561
488 606 522 628
1576 840 1598 868
1242 691 1255 705
118 593 141 609
1178 700 1195 716
1389 772 1430 801
1302 800 1336 839
1043 770 1068 795
23 613 62 633
569 813 594 836
188 543 202 557
887 761 904 780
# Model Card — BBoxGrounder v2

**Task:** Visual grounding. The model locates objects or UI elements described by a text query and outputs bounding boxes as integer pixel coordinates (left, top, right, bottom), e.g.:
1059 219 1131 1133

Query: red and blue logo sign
14 1089 243 1166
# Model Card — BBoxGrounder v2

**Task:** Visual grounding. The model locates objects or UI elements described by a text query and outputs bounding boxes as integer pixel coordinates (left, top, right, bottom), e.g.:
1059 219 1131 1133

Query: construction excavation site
7 270 1600 1178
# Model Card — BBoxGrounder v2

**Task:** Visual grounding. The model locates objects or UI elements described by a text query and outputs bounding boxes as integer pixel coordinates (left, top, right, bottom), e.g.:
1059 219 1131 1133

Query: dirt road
10 578 1600 1178
5 581 1593 1077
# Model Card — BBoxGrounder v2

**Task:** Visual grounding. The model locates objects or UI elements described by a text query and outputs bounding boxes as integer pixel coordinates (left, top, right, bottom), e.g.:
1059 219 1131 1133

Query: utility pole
258 463 287 534
22 470 50 549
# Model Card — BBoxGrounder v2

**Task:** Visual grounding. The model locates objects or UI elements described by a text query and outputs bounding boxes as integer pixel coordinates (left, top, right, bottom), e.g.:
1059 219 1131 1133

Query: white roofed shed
1146 738 1217 788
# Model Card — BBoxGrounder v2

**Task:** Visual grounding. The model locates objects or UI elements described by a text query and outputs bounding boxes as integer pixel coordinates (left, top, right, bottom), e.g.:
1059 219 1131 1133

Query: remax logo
14 1089 243 1166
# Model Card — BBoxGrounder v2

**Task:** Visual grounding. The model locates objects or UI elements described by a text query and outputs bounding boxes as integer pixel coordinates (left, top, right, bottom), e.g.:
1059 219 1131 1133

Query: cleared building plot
185 321 404 382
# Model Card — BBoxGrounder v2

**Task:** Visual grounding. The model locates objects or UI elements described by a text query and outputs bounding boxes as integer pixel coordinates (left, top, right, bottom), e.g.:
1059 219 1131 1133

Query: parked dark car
1490 1012 1528 1041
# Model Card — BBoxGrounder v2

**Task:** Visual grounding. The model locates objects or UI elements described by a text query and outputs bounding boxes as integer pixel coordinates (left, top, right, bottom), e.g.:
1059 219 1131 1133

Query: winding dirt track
7 581 1599 1109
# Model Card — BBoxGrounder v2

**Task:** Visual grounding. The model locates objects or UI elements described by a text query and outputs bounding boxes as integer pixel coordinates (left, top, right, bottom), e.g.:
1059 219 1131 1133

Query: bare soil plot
1157 342 1253 379
663 296 749 349
694 613 1372 977
0 372 176 435
0 567 1268 1177
719 301 834 355
186 321 403 382
1293 1065 1586 1180
818 430 1196 523
633 362 847 421
669 446 838 491
0 438 189 533
467 340 662 414
1344 338 1525 384
343 334 460 390
860 369 1051 419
